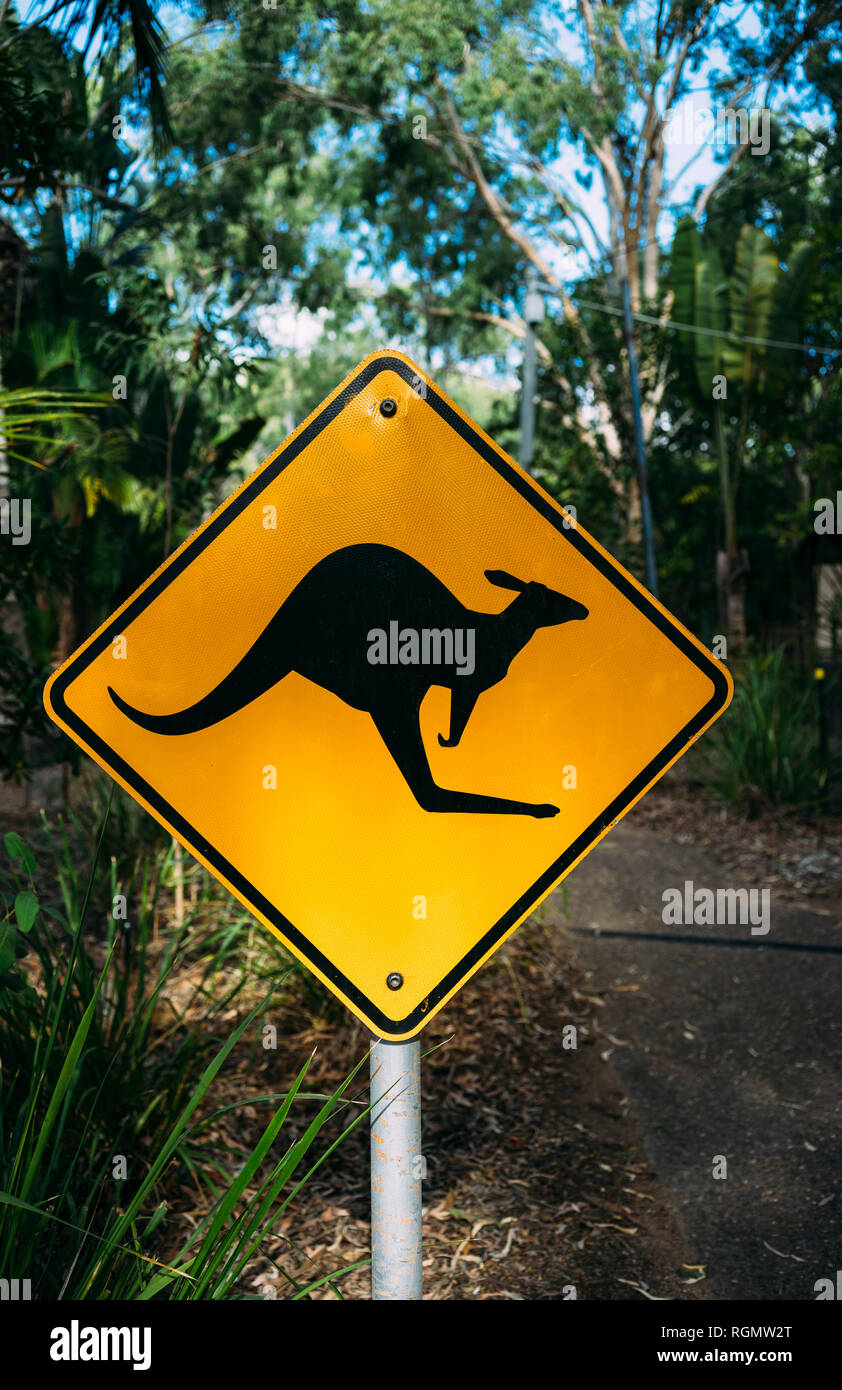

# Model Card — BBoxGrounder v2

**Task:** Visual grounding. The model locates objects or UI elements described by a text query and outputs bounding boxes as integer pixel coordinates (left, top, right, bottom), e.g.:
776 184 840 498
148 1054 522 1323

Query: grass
0 792 368 1299
695 646 837 815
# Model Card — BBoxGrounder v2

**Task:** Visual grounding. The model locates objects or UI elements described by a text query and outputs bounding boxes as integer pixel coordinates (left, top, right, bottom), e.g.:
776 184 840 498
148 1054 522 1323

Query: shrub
698 647 834 814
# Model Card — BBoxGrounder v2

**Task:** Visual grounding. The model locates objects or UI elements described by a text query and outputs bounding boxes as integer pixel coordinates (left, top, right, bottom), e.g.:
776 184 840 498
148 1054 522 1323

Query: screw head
379 397 398 418
386 972 404 991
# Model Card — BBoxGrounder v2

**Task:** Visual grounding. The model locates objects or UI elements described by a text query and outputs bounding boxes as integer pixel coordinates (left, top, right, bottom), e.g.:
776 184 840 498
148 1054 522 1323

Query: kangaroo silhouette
108 543 588 818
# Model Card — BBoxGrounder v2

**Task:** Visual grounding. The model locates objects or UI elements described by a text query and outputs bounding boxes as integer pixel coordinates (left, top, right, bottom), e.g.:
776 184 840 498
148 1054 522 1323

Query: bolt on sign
44 350 732 1039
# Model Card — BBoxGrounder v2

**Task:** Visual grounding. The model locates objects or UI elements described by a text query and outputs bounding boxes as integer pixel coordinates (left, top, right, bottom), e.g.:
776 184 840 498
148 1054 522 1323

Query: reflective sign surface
44 350 732 1038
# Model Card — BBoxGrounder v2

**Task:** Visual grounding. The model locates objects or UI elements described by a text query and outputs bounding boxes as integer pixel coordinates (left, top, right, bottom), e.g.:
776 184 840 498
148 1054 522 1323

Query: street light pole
519 266 545 472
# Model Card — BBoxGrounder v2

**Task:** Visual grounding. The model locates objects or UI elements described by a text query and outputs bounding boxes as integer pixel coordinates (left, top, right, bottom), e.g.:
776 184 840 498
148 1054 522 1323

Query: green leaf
142 1202 168 1241
670 216 700 328
4 832 36 875
722 225 779 384
0 921 18 974
291 1259 370 1299
694 252 727 394
20 943 115 1203
766 240 817 377
0 1189 195 1284
14 891 39 934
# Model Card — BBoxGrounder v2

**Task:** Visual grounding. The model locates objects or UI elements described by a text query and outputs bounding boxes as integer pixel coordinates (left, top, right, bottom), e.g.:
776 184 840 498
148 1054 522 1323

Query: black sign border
47 354 731 1037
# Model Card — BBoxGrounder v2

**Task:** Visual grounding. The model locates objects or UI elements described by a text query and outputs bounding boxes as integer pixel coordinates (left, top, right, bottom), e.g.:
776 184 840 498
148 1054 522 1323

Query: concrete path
549 821 842 1300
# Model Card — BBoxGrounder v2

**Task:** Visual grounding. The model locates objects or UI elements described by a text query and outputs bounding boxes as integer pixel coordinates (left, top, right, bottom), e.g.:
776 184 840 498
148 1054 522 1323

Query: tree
672 218 816 641
249 0 839 570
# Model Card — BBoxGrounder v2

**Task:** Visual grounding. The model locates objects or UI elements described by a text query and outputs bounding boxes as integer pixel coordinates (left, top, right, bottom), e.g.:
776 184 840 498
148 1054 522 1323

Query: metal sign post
370 1038 422 1300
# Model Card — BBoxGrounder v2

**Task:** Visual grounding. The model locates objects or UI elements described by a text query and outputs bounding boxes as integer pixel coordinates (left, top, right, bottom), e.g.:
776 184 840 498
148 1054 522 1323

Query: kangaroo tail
107 684 230 735
108 628 285 735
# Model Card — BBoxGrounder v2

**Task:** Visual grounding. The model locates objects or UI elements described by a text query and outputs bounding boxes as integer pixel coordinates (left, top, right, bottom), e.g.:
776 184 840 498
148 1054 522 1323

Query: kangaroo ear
485 568 527 592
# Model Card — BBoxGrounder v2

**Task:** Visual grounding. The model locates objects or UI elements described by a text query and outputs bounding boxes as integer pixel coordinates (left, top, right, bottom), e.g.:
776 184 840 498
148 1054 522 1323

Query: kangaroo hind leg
369 706 558 818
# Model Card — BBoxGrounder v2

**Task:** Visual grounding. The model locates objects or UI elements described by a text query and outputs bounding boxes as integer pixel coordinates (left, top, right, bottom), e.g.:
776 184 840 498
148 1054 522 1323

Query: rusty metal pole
370 1038 422 1299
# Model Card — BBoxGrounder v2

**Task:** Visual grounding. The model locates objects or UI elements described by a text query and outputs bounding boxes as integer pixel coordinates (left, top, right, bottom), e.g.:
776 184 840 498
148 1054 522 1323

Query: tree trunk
716 548 748 647
713 401 747 647
624 478 643 553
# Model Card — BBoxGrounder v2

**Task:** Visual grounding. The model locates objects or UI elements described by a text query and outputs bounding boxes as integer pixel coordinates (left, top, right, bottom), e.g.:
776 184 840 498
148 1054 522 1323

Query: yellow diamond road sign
44 349 732 1039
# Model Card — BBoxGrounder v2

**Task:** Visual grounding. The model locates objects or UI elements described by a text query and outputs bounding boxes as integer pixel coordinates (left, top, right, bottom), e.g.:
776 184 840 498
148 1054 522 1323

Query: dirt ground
4 774 840 1300
234 918 705 1302
230 778 842 1301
